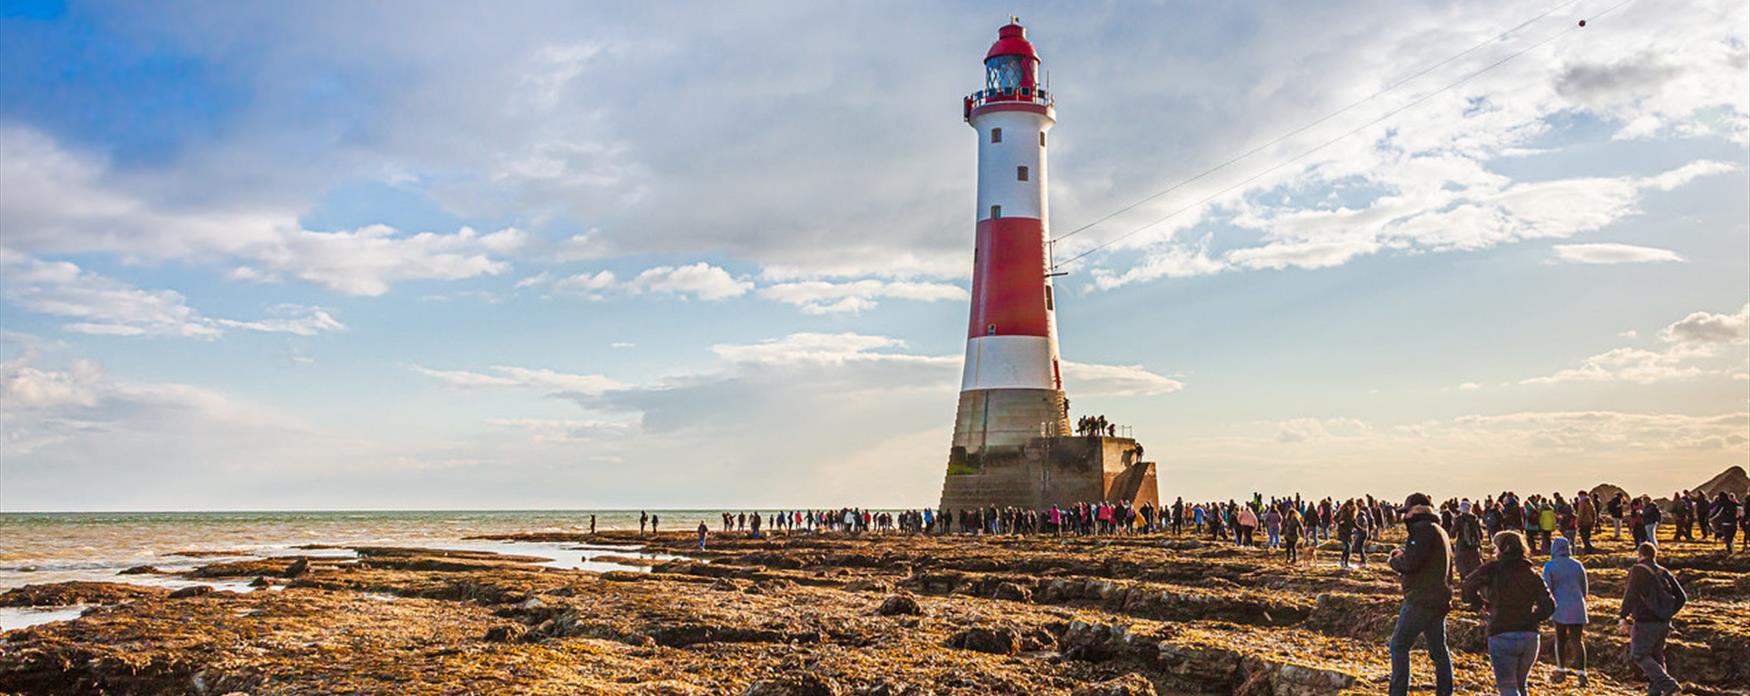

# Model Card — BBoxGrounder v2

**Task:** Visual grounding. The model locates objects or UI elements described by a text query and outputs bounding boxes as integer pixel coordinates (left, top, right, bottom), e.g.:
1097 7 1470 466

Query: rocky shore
2 529 1745 695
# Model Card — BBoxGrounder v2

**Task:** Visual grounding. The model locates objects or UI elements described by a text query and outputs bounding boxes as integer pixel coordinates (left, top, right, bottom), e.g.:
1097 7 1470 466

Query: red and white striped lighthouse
949 19 1070 458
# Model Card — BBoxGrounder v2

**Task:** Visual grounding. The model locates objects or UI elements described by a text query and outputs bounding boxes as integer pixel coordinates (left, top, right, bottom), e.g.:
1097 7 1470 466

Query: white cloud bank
0 251 344 339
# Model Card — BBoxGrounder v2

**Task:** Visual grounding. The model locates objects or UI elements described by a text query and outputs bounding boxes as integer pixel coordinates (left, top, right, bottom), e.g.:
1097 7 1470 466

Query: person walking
1388 493 1454 696
1619 542 1687 695
1353 507 1372 565
1710 492 1741 553
1263 506 1283 549
640 510 649 536
1523 498 1541 554
1461 531 1555 696
1672 493 1694 543
1543 536 1590 687
1283 508 1303 564
1537 502 1557 555
1641 497 1662 548
1608 493 1626 540
1575 492 1597 554
1453 501 1484 580
696 520 708 550
1237 505 1258 547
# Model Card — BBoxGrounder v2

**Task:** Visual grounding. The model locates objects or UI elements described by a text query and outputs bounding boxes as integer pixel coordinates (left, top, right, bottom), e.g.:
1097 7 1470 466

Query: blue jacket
1542 537 1588 625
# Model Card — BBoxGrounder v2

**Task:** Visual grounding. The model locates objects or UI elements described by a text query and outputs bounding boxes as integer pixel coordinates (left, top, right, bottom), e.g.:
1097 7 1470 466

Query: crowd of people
640 485 1744 694
1386 492 1696 696
1074 414 1118 437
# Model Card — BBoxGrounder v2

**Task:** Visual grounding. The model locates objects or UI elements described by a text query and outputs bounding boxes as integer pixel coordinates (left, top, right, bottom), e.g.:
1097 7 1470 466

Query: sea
0 510 726 631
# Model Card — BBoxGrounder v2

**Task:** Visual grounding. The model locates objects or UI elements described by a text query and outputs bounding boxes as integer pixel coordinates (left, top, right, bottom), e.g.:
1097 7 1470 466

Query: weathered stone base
940 435 1159 511
948 388 1069 453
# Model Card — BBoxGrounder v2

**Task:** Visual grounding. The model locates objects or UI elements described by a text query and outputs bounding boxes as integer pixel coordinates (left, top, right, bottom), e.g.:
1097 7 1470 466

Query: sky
1 0 1746 511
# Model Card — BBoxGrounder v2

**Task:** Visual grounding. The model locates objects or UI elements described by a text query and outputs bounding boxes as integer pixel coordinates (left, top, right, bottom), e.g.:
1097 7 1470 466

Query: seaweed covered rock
874 593 922 616
742 672 844 696
991 580 1032 602
1070 673 1158 696
1 582 167 607
1061 620 1144 662
948 625 1020 655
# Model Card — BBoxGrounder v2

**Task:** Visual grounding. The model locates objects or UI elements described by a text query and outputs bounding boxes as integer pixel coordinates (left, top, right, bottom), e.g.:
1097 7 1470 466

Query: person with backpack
1675 493 1696 542
1575 492 1598 554
1453 501 1484 580
1619 542 1687 695
1388 493 1454 696
1640 496 1662 548
1543 537 1590 687
1711 492 1741 553
1461 530 1555 696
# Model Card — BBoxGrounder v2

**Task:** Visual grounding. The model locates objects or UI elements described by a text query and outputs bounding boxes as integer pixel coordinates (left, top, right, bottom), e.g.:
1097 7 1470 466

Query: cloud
214 307 347 336
1552 242 1683 264
413 364 625 396
0 129 521 296
0 252 344 339
1519 346 1704 385
1519 303 1749 385
1273 417 1372 443
708 333 953 367
247 225 521 296
0 348 305 461
1061 361 1185 396
756 279 967 314
1662 303 1750 346
627 263 751 301
485 417 636 445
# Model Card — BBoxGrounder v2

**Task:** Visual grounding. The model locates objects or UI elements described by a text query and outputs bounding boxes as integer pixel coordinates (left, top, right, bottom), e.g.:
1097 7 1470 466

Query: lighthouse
952 20 1069 456
940 20 1158 512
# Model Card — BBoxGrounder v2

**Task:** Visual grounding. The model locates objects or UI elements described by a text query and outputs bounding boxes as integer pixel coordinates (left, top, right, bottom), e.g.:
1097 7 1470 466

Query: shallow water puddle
0 604 88 631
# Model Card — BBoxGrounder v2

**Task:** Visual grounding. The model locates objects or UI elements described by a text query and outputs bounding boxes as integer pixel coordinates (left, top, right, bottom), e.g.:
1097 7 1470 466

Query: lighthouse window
1016 166 1029 181
990 205 1001 219
990 128 1002 143
1045 285 1054 310
987 55 1023 93
1040 132 1046 146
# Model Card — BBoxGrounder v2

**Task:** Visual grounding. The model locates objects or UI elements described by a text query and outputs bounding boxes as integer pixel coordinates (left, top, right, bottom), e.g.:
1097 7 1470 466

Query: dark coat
1389 507 1453 611
1619 559 1686 623
1461 552 1555 635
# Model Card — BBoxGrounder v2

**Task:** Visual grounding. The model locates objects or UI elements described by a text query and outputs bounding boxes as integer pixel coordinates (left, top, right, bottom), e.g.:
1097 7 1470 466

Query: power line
1051 0 1585 244
1055 0 1633 270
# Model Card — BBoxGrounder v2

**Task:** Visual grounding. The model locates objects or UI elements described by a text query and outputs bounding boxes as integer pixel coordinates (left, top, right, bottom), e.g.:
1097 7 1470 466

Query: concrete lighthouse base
939 434 1160 512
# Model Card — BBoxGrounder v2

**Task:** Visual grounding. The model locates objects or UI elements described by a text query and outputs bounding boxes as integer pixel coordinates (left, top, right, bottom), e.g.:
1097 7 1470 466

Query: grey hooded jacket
1542 537 1588 625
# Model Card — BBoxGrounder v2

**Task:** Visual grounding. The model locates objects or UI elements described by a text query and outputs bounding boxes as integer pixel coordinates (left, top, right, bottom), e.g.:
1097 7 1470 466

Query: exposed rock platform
2 530 1746 694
